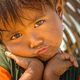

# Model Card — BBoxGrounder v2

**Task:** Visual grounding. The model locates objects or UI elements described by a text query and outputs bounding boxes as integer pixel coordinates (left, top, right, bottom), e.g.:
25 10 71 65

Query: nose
29 38 43 48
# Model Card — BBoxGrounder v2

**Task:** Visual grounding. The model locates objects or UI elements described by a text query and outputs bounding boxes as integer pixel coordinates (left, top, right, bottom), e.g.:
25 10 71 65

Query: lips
35 46 49 55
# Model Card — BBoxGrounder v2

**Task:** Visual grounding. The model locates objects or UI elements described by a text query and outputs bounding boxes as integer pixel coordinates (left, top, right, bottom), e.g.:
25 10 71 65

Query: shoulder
0 66 12 80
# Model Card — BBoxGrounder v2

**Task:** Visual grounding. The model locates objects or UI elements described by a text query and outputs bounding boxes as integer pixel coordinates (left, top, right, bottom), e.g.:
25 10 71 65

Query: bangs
0 0 57 30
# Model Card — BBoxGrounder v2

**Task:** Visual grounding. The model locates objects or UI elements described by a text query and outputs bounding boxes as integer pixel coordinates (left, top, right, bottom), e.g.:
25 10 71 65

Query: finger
69 55 79 68
5 51 19 63
55 55 72 69
61 53 70 60
61 53 79 68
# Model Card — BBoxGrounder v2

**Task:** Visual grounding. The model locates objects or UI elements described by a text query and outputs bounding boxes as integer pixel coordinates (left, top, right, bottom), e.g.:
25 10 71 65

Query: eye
34 20 46 28
10 32 22 40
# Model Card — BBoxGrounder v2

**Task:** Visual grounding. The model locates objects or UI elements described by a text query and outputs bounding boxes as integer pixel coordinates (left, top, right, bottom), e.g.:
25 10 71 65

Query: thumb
5 51 18 63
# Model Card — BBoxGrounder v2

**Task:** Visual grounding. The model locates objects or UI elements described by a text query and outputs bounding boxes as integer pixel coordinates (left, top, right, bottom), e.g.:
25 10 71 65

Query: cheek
5 43 27 54
50 27 63 44
5 42 34 57
47 26 63 40
5 43 21 53
6 44 24 57
43 26 63 47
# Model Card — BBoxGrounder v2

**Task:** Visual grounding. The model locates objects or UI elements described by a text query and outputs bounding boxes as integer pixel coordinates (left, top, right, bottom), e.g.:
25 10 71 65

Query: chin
38 50 58 62
38 55 54 62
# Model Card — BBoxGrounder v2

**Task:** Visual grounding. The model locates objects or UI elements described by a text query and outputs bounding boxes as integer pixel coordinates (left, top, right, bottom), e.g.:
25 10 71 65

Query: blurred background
60 0 80 59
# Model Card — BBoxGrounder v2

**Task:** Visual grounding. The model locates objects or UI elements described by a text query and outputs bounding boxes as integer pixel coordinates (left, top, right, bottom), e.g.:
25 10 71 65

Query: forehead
0 9 45 31
21 9 45 21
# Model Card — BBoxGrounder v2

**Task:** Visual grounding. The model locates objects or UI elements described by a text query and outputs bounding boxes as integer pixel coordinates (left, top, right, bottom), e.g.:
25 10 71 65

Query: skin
0 0 78 80
2 8 63 61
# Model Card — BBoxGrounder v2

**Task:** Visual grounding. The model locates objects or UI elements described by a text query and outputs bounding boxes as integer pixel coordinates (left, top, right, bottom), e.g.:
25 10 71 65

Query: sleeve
0 66 12 80
0 45 12 80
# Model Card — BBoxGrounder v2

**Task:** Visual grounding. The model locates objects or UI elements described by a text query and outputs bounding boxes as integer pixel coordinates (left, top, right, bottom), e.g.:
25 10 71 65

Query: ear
56 0 63 19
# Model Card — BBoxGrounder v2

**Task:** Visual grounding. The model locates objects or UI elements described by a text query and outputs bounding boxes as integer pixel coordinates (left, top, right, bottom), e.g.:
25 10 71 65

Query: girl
0 0 78 80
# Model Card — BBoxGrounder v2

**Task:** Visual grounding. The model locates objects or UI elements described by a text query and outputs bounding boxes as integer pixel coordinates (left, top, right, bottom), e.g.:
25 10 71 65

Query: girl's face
2 8 63 61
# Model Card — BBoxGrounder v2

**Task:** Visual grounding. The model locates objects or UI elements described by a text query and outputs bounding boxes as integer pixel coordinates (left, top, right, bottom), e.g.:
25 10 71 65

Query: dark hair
0 0 58 44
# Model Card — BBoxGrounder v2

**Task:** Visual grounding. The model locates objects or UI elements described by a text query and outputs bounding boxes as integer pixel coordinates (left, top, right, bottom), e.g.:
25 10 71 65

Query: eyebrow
33 14 45 21
20 12 45 22
0 29 10 32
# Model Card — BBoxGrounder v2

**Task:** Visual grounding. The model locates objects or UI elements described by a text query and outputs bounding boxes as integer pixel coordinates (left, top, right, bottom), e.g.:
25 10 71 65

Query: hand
5 51 44 80
43 51 78 80
19 59 44 80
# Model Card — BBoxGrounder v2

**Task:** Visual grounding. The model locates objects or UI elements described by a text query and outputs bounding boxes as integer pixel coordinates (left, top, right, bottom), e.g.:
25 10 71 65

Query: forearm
43 70 60 80
19 69 33 80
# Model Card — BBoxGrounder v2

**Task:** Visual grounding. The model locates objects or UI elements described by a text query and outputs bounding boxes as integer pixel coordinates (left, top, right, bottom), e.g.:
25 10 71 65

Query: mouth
35 46 49 55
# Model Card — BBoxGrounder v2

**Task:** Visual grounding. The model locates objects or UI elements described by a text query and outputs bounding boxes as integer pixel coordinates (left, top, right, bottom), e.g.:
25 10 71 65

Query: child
0 0 78 80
